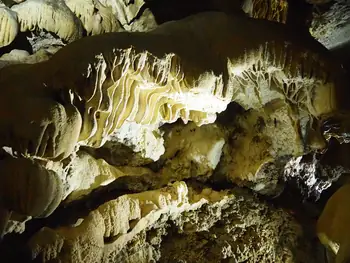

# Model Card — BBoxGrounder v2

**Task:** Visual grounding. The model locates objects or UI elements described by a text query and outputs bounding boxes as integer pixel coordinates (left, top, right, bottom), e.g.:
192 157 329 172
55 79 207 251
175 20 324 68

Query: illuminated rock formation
0 6 348 263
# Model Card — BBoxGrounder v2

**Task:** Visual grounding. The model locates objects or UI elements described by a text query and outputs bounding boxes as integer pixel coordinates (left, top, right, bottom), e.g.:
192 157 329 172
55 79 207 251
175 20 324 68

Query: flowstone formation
28 184 319 263
241 0 289 23
0 3 349 263
308 0 350 49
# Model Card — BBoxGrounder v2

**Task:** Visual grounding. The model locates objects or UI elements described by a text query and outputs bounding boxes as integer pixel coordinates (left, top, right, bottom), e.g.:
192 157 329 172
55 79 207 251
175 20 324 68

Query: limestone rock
0 91 82 160
81 140 154 167
28 182 316 262
99 0 146 29
0 12 340 159
28 182 214 262
0 47 59 67
105 122 165 161
155 121 226 182
0 157 63 218
160 188 316 263
65 0 121 36
26 30 65 53
309 0 350 49
61 150 156 202
216 104 328 185
127 8 158 32
284 154 347 200
29 210 105 263
317 183 350 263
11 0 83 43
0 5 19 47
0 11 348 263
242 0 289 23
2 214 31 236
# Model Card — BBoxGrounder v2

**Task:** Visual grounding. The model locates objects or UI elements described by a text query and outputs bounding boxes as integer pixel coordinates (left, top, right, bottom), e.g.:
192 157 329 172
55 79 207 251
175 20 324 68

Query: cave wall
0 0 349 262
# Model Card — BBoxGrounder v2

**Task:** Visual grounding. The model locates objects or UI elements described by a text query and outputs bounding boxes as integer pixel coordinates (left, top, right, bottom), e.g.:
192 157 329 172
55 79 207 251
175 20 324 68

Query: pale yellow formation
242 0 288 23
0 12 338 160
317 184 350 263
0 12 340 170
0 49 31 61
0 47 60 68
0 85 83 159
11 0 83 42
0 9 344 263
51 121 225 203
99 0 145 28
63 151 155 201
219 101 328 184
57 48 229 148
42 12 336 152
2 213 31 236
29 210 105 263
28 181 230 262
100 181 226 260
52 121 225 205
223 107 302 183
0 157 63 217
65 0 120 36
107 122 165 161
227 41 336 119
159 122 226 181
0 5 18 47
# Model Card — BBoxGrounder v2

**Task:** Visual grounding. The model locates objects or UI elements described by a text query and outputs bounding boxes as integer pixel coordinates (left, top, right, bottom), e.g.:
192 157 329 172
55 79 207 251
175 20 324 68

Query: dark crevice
144 0 244 25
0 32 33 57
286 0 313 34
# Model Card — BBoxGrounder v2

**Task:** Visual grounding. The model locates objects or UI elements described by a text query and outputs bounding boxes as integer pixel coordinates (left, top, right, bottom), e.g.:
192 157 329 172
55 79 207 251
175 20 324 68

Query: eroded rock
242 0 289 23
28 182 316 263
65 0 121 36
0 4 18 48
11 0 83 43
0 9 348 263
309 0 350 49
317 183 350 263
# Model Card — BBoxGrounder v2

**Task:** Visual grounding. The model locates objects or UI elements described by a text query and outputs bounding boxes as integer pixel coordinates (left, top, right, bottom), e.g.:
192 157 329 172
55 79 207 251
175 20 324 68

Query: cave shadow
144 0 245 25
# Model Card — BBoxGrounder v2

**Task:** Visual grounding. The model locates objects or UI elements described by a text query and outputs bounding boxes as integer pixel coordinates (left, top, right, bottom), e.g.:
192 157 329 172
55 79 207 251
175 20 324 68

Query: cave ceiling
0 0 350 262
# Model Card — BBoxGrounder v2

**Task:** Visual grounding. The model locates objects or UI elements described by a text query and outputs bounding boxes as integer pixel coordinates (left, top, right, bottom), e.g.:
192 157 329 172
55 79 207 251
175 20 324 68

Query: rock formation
0 1 349 262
